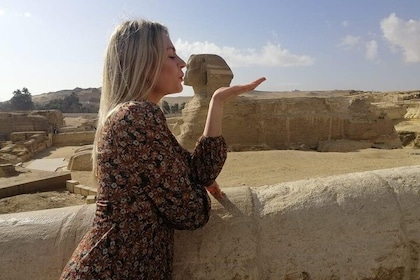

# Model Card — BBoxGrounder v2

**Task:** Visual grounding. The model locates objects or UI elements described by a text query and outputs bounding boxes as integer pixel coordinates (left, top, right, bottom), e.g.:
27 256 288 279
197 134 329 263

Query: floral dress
60 100 227 280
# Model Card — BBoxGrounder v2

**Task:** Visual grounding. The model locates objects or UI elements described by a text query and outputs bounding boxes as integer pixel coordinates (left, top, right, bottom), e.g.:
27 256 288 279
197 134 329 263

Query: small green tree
161 100 170 114
10 87 34 111
170 103 179 114
62 92 82 113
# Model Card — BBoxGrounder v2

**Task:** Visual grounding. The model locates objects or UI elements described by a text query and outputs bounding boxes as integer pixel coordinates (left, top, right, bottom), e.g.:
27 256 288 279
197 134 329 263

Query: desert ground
1 114 420 214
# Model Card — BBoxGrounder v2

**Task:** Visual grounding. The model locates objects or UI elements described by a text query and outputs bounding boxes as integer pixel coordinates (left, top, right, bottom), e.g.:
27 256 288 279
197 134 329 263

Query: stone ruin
0 110 64 137
67 145 93 171
0 110 65 165
0 163 19 177
174 54 402 152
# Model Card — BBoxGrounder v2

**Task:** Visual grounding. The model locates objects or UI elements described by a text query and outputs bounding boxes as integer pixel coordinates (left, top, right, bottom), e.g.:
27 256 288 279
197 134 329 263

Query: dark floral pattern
60 100 227 279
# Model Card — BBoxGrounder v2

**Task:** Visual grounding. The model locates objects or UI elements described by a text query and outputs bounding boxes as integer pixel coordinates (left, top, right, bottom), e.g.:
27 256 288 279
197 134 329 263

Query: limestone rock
1 166 420 279
0 164 18 177
0 110 64 137
67 145 93 171
176 54 402 152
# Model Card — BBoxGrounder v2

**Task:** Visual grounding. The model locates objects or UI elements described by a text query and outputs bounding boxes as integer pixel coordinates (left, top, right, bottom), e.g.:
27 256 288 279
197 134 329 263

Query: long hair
92 20 169 176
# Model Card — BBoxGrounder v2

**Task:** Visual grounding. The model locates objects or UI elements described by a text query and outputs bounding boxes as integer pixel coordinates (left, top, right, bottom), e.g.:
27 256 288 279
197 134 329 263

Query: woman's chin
169 86 183 95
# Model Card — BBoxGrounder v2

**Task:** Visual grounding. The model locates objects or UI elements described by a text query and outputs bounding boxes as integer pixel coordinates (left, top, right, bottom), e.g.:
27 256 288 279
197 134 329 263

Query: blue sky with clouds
0 0 419 101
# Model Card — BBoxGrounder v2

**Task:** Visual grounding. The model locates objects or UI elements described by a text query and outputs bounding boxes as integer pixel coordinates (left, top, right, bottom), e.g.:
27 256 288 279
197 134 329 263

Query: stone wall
176 94 402 151
52 131 95 146
0 110 64 138
175 54 402 151
1 165 419 279
0 131 52 164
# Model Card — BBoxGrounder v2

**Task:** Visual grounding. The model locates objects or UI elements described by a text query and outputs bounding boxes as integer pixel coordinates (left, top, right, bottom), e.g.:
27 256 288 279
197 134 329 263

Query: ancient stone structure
0 110 64 164
0 170 71 199
1 165 419 279
67 145 93 171
175 54 234 148
0 110 64 137
0 131 52 164
175 54 402 151
0 164 18 177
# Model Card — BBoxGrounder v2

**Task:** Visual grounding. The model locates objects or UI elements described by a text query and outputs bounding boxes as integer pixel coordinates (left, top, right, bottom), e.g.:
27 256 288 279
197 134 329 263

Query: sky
0 0 419 102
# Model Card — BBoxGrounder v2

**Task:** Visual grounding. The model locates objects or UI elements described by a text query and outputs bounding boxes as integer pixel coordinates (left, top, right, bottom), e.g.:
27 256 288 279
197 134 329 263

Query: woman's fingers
213 77 266 103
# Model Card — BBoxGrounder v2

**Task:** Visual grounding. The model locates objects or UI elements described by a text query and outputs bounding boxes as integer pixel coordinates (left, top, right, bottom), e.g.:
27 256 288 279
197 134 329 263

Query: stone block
86 195 96 204
0 164 18 177
67 149 92 171
66 180 79 192
73 184 82 195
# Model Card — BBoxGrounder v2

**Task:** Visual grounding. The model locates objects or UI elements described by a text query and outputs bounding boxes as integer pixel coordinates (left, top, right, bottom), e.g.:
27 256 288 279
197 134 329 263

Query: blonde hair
92 19 169 176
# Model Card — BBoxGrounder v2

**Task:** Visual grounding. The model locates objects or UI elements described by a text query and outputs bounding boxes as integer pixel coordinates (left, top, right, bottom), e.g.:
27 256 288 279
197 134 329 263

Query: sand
0 111 419 214
1 143 419 214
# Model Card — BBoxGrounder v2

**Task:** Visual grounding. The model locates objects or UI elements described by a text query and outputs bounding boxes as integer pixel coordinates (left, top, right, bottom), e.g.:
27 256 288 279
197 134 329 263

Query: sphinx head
184 54 234 98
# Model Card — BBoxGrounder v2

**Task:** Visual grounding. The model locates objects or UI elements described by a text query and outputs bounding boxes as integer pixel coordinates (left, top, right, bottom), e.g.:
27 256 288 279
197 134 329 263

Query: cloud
342 20 350 28
337 35 361 48
365 40 378 61
0 8 31 18
380 13 420 63
174 39 315 67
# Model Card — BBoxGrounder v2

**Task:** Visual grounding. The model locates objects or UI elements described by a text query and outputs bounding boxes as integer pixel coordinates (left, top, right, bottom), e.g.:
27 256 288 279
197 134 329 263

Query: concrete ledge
0 172 71 199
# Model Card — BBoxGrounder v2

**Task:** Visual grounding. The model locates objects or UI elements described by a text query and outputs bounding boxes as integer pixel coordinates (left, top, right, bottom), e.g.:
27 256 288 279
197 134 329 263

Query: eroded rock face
176 54 234 149
0 111 63 164
0 164 18 177
67 145 93 171
183 54 234 100
176 54 402 151
0 110 64 137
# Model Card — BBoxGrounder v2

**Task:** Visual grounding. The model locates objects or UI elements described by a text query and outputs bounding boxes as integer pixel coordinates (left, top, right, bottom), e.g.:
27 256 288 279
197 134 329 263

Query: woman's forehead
163 35 175 50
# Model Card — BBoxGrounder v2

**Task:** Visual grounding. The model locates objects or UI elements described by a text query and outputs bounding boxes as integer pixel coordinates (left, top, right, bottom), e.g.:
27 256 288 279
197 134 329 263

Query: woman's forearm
203 97 224 137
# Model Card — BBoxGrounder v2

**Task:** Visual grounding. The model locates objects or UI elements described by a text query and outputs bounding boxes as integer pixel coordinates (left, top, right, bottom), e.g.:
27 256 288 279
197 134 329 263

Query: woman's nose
178 57 186 68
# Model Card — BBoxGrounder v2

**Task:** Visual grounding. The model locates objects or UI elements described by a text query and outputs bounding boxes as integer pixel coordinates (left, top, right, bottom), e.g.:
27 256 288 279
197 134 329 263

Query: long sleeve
189 135 227 187
104 101 226 230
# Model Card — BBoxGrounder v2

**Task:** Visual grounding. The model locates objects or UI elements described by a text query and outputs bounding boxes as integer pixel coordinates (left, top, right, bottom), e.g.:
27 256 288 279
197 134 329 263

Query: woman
60 19 265 279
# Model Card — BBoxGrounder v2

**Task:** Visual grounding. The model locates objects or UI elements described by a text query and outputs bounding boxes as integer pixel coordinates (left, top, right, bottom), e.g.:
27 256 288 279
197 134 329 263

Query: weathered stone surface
67 145 93 171
0 110 64 137
176 54 233 149
0 132 51 164
0 111 63 163
0 164 18 177
52 131 95 146
1 166 419 279
176 54 402 151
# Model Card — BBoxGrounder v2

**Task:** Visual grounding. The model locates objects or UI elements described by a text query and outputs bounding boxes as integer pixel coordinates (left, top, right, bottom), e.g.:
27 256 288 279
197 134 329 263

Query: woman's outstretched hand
203 77 266 137
212 77 266 104
206 181 224 199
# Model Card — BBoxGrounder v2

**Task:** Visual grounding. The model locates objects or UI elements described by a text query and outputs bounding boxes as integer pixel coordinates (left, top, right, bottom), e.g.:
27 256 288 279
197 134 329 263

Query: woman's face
149 35 186 102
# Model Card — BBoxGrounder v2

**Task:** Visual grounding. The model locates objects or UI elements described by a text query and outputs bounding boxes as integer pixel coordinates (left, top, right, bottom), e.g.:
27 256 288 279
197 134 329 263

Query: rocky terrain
1 85 420 214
